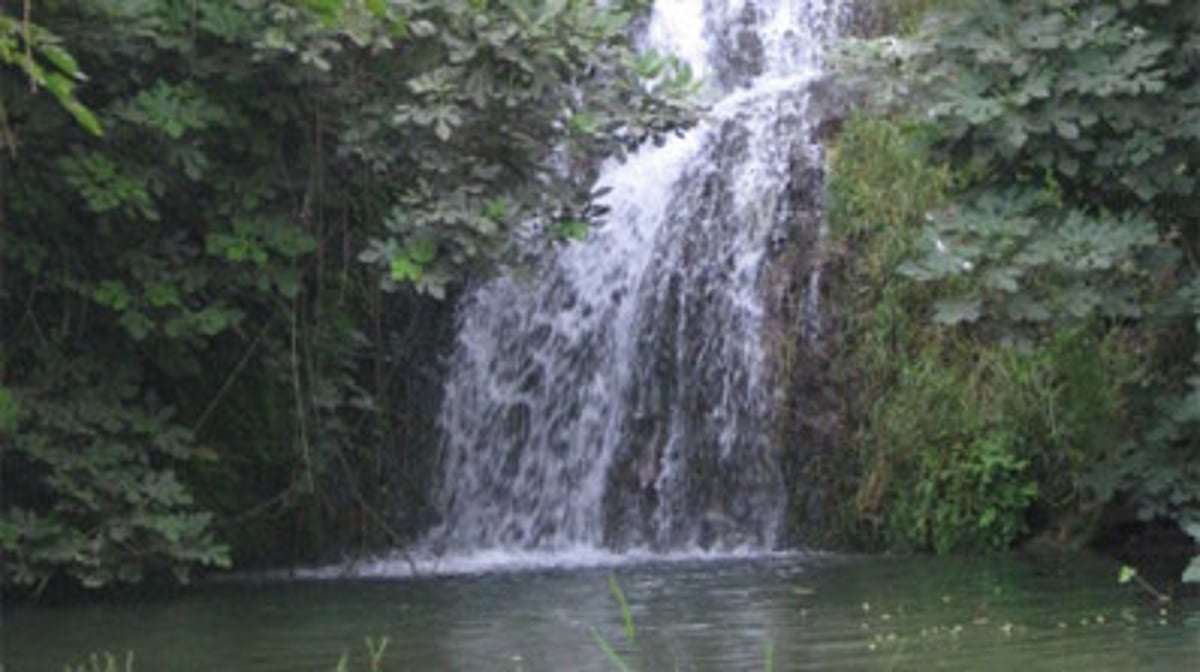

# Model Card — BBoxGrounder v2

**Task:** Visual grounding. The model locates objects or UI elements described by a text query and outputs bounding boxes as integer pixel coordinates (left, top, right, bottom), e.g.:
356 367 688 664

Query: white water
361 0 846 577
296 546 800 580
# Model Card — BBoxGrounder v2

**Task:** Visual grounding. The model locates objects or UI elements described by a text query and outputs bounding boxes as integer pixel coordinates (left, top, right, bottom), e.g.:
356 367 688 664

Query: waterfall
429 0 845 560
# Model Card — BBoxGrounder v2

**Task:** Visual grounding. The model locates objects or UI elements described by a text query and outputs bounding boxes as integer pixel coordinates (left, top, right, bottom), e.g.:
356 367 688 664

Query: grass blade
590 627 632 672
608 573 635 645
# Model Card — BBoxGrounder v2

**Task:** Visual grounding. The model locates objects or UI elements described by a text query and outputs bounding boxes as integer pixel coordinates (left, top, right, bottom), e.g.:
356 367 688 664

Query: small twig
1132 572 1172 604
1119 564 1172 604
17 287 48 347
22 0 34 92
290 300 315 493
214 486 294 528
327 436 424 578
0 99 18 157
190 314 273 436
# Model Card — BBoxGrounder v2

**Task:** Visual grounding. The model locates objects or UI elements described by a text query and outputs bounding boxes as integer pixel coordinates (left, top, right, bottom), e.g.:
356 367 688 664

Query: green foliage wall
824 116 1130 553
826 0 1200 567
1 0 695 590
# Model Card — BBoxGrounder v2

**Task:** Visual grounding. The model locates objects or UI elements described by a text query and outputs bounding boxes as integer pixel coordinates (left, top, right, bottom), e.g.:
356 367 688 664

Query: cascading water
429 0 845 562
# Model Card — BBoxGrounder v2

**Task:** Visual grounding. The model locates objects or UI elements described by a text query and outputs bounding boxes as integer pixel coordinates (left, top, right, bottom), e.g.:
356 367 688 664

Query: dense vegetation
4 0 1197 595
0 0 695 591
822 0 1198 578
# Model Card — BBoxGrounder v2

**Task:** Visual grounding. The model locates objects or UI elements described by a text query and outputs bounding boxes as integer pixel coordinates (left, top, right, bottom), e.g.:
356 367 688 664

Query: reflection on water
4 554 1197 671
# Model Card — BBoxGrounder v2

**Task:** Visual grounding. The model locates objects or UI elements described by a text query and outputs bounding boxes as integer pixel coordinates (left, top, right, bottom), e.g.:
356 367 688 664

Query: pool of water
4 553 1197 671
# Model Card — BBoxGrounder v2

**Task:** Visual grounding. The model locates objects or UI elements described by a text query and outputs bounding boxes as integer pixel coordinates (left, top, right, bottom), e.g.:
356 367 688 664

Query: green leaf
559 219 588 241
1054 120 1079 140
933 296 982 325
120 311 154 340
304 0 344 24
42 71 75 101
608 573 635 645
409 20 437 37
65 100 103 137
632 50 665 78
194 306 231 336
39 44 82 79
390 256 422 283
274 268 301 299
0 388 19 433
1184 556 1200 584
1118 565 1137 584
482 198 509 221
570 110 600 134
365 0 388 19
434 118 452 141
94 280 131 311
145 283 181 308
407 239 437 264
589 628 632 672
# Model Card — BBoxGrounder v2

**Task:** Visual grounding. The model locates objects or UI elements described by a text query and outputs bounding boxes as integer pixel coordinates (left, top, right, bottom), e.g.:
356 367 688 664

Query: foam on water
296 546 802 580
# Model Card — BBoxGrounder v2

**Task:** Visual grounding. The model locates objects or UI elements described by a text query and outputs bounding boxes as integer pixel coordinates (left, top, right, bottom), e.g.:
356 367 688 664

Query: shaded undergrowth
808 114 1134 553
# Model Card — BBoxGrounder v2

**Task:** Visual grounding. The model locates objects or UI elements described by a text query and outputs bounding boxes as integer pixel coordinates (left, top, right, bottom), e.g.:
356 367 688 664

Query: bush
824 115 1133 553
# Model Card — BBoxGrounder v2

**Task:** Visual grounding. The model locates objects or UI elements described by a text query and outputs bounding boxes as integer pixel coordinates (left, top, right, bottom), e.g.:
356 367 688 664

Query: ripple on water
5 554 1197 672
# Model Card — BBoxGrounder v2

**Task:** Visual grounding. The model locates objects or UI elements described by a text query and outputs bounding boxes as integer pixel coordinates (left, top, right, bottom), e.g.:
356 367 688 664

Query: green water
3 554 1197 671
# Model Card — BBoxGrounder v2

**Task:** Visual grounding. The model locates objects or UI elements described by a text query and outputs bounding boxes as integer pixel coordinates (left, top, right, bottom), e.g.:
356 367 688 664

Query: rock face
427 0 849 557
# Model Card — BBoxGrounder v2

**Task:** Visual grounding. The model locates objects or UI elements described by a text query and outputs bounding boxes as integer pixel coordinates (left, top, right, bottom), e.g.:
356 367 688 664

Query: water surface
5 554 1197 670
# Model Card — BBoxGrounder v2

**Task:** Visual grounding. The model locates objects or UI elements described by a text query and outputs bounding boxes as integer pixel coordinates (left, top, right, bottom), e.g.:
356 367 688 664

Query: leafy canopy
1 0 696 589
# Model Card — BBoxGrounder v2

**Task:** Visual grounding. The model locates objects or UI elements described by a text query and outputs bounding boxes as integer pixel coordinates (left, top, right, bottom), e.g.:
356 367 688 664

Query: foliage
1185 541 1200 582
831 0 1200 564
609 573 636 646
871 352 1037 553
334 636 389 672
0 10 100 138
1 0 694 589
62 651 134 672
825 115 1132 553
0 354 229 589
590 574 637 672
345 0 699 295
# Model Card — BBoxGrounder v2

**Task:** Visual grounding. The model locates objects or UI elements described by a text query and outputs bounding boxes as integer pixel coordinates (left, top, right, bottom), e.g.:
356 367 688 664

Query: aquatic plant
61 652 133 672
590 574 780 672
333 636 389 672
